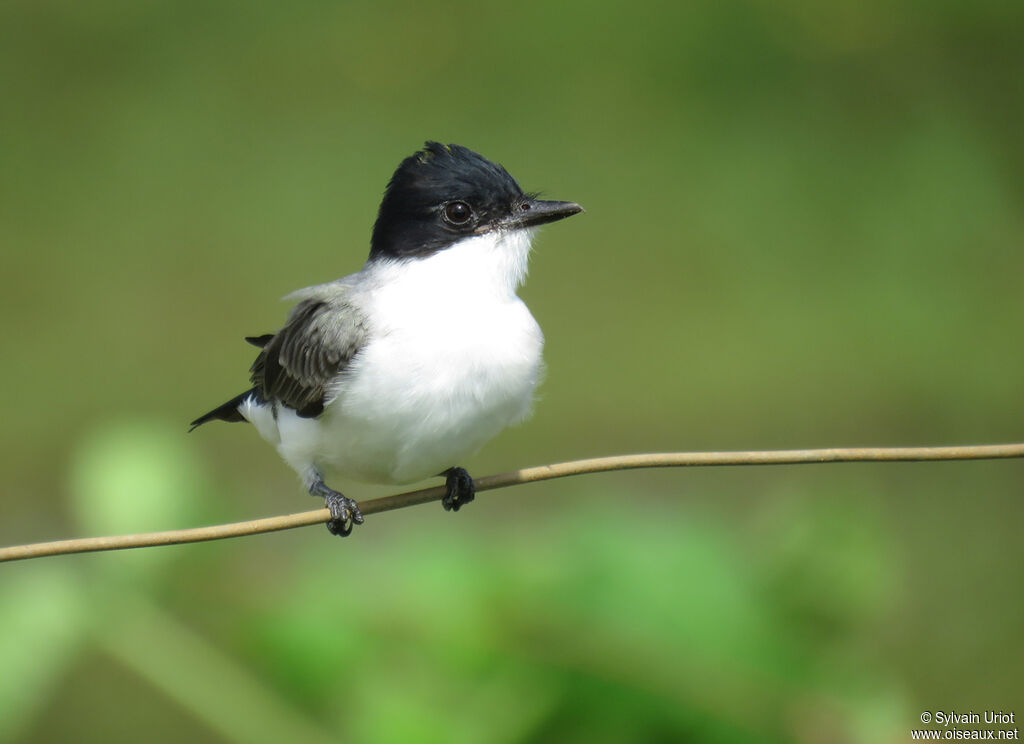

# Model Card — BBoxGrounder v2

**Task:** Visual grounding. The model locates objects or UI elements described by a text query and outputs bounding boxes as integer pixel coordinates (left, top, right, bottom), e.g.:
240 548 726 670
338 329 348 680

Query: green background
1 1 1022 742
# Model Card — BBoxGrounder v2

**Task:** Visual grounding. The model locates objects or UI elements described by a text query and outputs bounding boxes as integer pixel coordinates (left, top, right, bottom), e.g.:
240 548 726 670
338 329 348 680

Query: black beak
497 198 584 231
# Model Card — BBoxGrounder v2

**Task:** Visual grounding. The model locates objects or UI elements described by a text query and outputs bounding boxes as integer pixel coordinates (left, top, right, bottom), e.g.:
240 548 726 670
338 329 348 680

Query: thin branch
3 443 1023 564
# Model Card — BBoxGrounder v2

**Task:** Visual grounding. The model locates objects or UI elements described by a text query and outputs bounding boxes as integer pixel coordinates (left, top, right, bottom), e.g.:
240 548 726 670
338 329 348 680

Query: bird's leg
441 467 476 512
309 476 364 537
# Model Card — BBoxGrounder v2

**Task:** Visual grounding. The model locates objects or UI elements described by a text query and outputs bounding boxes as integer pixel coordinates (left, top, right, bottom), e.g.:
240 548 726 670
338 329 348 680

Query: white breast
310 229 543 484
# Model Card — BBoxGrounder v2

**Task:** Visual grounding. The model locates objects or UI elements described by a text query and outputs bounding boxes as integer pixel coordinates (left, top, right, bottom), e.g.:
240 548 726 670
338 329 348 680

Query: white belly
317 296 543 483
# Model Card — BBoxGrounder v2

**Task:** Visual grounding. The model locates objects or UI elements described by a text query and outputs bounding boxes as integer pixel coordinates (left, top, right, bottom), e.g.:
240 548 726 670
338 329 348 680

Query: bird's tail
189 389 259 431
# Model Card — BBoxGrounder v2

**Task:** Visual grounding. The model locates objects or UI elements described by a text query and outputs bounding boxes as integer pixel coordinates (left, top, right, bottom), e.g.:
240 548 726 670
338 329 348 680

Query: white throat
369 227 537 300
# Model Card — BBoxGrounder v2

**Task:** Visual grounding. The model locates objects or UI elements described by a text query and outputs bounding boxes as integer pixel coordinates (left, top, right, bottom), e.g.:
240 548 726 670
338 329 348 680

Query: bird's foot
310 480 364 537
442 467 475 512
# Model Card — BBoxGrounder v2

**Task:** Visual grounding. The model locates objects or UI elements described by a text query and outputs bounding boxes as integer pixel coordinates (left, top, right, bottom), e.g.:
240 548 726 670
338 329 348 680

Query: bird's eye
443 201 473 225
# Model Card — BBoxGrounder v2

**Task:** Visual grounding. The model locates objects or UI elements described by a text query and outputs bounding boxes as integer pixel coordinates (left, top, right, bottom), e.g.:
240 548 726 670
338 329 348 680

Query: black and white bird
190 142 582 536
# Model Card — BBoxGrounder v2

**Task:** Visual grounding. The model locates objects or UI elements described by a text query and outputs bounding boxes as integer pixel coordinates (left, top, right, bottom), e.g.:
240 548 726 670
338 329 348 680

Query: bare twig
2 443 1023 563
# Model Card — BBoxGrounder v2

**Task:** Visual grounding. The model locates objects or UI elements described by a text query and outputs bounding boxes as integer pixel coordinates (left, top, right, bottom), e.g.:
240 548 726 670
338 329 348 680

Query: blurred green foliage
1 0 1022 742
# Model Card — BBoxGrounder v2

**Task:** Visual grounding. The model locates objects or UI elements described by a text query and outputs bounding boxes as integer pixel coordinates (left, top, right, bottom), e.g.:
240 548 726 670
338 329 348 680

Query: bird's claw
324 492 364 536
442 467 476 512
310 480 364 537
323 495 364 536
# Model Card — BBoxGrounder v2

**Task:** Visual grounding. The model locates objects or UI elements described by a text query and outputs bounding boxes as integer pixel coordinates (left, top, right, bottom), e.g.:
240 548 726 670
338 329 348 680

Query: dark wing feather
250 297 368 418
245 334 274 348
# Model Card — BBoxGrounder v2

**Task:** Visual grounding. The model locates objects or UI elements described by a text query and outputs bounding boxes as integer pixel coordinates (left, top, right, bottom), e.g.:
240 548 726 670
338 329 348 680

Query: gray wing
250 294 369 418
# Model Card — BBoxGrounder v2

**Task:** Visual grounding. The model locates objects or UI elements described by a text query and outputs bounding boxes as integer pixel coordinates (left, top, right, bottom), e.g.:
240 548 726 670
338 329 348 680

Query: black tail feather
189 389 259 431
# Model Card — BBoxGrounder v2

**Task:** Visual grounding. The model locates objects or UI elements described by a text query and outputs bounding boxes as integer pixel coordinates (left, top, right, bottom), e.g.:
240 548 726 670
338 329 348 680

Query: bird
190 141 583 536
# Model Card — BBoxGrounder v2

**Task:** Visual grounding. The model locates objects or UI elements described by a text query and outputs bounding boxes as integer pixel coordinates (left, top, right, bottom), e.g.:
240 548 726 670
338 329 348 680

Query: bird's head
369 142 582 261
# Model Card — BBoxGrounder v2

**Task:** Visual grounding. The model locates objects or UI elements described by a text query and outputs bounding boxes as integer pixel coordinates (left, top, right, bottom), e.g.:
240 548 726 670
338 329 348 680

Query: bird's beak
495 199 584 232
